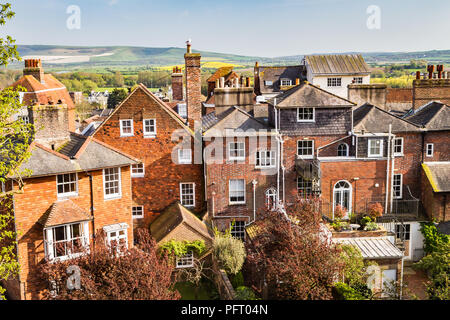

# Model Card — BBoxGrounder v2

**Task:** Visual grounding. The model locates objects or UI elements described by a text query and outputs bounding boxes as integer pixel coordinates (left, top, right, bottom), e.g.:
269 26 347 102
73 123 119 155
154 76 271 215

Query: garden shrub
213 231 246 275
420 222 449 255
230 271 244 289
235 286 259 300
333 282 366 300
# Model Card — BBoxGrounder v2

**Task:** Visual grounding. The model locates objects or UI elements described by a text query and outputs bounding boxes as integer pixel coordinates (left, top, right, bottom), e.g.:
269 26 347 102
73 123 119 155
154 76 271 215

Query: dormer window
368 139 383 157
280 79 292 86
297 108 315 122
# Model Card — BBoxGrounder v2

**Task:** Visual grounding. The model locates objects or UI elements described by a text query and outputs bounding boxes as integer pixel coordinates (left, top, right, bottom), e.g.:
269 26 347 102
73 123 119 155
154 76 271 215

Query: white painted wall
309 75 370 98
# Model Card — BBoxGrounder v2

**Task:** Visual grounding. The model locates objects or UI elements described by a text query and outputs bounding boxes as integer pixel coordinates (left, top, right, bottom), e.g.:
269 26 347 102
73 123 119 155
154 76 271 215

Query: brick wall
205 136 277 231
94 86 204 229
413 79 450 109
11 166 133 299
424 131 450 162
421 169 450 222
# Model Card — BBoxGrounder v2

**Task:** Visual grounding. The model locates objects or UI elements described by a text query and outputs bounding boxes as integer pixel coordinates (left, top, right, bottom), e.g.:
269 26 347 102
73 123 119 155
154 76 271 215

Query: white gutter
385 124 392 215
251 180 258 224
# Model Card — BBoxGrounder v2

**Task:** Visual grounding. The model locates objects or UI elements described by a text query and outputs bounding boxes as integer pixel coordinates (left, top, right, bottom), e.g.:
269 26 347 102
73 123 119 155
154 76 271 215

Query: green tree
114 71 124 87
0 2 33 300
107 88 128 109
213 226 246 275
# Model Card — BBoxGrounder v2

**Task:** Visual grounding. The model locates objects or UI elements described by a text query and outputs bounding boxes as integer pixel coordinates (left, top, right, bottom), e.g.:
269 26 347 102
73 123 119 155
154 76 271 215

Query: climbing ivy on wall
159 239 206 257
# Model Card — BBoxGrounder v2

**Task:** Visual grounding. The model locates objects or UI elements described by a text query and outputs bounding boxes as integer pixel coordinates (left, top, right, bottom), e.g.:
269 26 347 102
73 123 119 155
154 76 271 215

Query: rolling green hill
11 45 450 71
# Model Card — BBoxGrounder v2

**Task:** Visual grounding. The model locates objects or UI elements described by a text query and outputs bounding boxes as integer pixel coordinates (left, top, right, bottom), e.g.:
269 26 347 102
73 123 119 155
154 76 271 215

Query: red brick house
1 60 139 300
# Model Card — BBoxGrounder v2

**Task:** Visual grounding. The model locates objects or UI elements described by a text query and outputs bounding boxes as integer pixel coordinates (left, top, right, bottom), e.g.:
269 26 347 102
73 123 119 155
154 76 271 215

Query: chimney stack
427 65 434 79
246 77 250 87
295 78 300 85
184 40 202 127
171 66 183 101
437 65 444 79
416 71 421 80
24 59 45 84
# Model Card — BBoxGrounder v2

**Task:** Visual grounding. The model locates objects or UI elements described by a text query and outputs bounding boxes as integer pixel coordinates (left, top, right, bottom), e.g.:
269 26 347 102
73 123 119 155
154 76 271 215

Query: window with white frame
177 104 187 119
297 140 314 158
395 224 410 241
229 179 245 204
353 77 363 84
337 143 349 157
19 115 30 124
57 173 78 198
228 142 245 161
104 224 128 253
103 167 121 199
230 220 246 241
297 176 312 197
426 143 434 157
143 119 156 137
120 119 133 137
178 149 192 164
393 138 404 156
327 77 342 87
131 163 145 177
393 174 403 199
297 108 315 122
368 139 383 157
280 79 292 86
255 150 276 168
132 206 144 219
44 222 89 261
176 251 194 268
264 80 273 86
180 183 195 207
108 229 128 252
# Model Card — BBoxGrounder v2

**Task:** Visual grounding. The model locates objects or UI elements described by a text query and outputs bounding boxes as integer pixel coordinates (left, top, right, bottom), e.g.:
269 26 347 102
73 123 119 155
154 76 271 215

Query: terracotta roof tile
39 199 92 228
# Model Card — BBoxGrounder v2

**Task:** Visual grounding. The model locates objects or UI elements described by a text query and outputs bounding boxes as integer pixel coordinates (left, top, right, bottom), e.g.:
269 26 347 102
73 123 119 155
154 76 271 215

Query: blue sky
3 0 450 57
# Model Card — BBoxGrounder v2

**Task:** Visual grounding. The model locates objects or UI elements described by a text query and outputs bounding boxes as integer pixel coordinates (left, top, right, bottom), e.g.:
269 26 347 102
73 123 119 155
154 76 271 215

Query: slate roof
334 237 403 259
202 107 235 131
150 202 213 244
422 162 450 193
203 107 274 137
38 199 92 228
13 134 138 178
403 101 450 130
257 65 305 94
437 221 450 235
269 81 355 108
305 54 370 75
353 103 420 133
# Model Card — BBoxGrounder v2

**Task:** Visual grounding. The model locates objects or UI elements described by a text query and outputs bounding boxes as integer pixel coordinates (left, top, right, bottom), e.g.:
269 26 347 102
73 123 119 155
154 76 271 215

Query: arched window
337 143 349 156
265 188 277 210
333 180 352 219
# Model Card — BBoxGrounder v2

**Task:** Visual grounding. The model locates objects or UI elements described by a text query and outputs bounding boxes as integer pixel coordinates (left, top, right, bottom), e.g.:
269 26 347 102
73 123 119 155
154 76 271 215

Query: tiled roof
422 162 450 193
38 199 92 228
270 81 355 108
305 54 370 75
11 74 75 109
353 103 420 133
150 202 213 244
257 65 305 94
334 237 403 259
404 101 450 130
201 107 235 131
207 66 234 83
13 134 138 178
203 107 273 136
